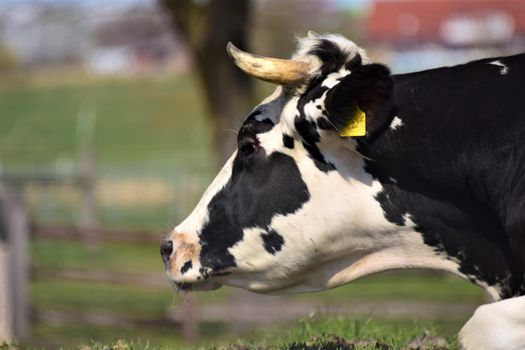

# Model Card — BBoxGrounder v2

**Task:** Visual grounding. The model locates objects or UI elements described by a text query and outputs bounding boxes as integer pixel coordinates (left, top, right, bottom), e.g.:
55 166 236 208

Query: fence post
181 293 198 343
79 144 99 249
0 185 30 341
178 176 199 344
0 224 13 342
77 104 99 249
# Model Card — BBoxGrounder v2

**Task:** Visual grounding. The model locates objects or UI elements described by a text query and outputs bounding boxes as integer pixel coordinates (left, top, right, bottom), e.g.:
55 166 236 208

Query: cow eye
240 141 257 156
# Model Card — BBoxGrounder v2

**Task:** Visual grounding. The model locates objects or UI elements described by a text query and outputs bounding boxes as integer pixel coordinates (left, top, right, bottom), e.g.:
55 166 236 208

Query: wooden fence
0 207 200 345
0 142 98 343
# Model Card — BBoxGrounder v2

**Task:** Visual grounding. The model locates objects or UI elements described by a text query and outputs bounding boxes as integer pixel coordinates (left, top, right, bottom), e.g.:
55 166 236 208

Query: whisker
224 128 239 135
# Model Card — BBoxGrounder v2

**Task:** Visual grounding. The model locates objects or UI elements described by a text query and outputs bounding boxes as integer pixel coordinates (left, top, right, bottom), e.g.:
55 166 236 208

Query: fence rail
31 222 162 245
0 167 204 345
36 309 178 329
0 174 83 187
33 268 167 288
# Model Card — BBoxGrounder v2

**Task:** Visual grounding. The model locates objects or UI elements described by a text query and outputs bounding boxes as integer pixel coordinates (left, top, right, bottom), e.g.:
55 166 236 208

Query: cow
161 32 525 349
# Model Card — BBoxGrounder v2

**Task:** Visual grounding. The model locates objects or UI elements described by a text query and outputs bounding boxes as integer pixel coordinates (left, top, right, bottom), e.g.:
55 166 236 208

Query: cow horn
226 42 311 85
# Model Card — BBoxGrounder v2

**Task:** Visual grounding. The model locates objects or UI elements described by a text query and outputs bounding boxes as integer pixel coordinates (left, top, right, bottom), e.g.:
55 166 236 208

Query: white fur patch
291 34 369 80
231 227 276 271
175 152 236 235
322 72 345 89
488 60 509 75
389 116 404 130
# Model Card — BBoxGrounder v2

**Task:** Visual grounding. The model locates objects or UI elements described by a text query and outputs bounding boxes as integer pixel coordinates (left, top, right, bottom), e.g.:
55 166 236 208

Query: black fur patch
294 78 336 173
180 261 193 275
246 110 262 120
302 141 336 172
367 162 521 298
261 229 285 255
283 134 294 149
317 117 333 130
294 115 321 144
199 152 310 272
294 116 335 172
345 52 362 70
325 63 395 138
238 118 274 141
357 54 525 298
309 39 352 77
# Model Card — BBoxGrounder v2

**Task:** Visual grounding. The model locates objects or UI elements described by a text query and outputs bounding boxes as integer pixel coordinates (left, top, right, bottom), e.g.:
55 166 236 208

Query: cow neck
350 91 525 299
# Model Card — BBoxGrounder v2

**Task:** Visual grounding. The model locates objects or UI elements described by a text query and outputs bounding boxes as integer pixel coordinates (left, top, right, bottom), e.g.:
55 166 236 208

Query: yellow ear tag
339 105 366 137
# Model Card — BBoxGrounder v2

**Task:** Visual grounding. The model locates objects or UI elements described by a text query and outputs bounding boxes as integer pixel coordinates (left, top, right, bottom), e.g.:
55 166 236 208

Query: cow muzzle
161 232 221 292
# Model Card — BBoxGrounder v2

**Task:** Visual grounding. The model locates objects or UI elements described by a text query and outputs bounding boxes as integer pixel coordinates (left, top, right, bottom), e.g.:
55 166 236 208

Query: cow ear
324 63 395 138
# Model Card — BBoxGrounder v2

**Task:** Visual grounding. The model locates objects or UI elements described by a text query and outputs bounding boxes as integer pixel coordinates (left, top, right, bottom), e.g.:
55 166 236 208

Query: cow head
162 33 446 294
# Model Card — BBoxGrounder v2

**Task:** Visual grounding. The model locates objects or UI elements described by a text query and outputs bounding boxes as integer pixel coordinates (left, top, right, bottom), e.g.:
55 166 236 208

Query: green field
0 75 486 349
0 74 212 171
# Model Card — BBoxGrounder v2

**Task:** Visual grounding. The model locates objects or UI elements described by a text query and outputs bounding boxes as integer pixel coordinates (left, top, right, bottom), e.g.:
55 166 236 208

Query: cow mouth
170 278 222 292
168 266 229 292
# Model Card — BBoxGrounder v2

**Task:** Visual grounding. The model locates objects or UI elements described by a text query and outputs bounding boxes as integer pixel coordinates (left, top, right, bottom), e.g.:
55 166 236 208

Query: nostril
160 240 173 265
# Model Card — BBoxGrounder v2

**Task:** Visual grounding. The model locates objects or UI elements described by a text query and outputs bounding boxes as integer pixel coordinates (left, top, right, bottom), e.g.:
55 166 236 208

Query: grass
217 316 460 349
8 316 461 349
30 324 182 350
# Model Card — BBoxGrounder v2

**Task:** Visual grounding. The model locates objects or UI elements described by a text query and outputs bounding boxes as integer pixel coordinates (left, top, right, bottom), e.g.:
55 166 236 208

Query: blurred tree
252 0 365 57
160 0 254 165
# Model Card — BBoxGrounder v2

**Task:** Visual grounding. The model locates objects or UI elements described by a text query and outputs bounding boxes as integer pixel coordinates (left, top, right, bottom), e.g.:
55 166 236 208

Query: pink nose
160 239 173 266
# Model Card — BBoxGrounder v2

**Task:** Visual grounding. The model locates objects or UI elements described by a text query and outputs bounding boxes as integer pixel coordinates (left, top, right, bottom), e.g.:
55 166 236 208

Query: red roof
367 0 525 45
